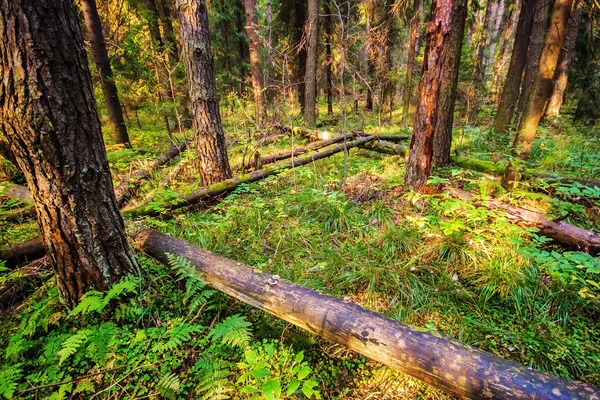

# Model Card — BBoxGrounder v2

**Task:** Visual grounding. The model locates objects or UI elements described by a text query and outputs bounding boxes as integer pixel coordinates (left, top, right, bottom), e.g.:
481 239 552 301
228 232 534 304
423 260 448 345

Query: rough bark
80 0 131 146
243 0 267 124
432 0 467 168
402 0 423 127
505 0 574 183
304 0 320 127
361 140 408 156
514 0 552 128
176 0 232 185
405 0 456 189
494 0 537 134
545 0 584 119
123 135 377 218
0 0 138 306
133 228 600 400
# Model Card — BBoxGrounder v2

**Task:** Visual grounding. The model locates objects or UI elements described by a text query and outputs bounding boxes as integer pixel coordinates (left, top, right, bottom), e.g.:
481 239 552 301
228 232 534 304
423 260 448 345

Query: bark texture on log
123 135 377 218
1 237 45 269
361 140 408 156
176 0 232 185
133 228 600 400
0 0 138 306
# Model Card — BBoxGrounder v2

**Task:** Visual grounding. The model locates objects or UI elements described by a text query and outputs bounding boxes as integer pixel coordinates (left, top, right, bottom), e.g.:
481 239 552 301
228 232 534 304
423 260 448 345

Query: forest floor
1 102 599 399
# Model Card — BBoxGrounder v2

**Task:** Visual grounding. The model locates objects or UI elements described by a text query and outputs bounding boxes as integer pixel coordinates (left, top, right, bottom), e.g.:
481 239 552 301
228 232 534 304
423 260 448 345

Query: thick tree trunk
324 0 334 115
176 0 232 185
80 0 131 147
493 0 537 134
514 0 552 129
432 0 467 168
405 0 458 189
243 0 267 124
504 0 574 183
304 0 320 127
545 0 584 119
133 228 600 400
0 0 137 306
402 0 423 127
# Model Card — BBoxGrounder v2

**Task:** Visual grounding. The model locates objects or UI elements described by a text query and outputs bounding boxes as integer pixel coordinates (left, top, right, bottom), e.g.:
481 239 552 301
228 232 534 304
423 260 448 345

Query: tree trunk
513 0 552 129
304 0 320 127
324 0 334 115
493 0 537 134
405 0 458 189
472 0 494 84
432 0 467 168
80 0 131 147
0 0 138 306
266 2 275 104
504 0 574 183
243 0 267 124
402 0 423 127
489 0 520 102
156 0 180 64
295 0 308 111
545 0 584 120
235 3 249 94
176 0 232 185
133 228 600 400
381 0 396 115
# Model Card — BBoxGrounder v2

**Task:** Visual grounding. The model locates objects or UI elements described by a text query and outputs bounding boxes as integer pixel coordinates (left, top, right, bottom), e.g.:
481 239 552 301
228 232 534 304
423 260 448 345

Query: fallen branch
123 135 377 218
114 140 190 207
448 187 600 255
1 206 36 222
132 228 600 400
0 257 51 309
1 237 45 269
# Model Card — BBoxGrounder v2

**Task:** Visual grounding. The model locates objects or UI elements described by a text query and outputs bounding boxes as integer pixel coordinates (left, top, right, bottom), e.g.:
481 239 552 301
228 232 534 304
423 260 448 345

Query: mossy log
281 125 410 143
132 228 600 400
361 140 408 156
114 139 189 207
123 135 377 218
1 237 45 269
234 132 360 171
449 188 600 255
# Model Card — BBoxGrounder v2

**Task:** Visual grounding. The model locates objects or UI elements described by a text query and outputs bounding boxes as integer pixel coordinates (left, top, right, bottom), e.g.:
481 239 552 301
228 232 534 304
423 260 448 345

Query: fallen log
448 188 600 255
122 135 377 218
0 257 50 310
1 206 36 223
233 132 360 171
1 237 45 269
114 139 190 207
132 228 600 400
361 140 407 156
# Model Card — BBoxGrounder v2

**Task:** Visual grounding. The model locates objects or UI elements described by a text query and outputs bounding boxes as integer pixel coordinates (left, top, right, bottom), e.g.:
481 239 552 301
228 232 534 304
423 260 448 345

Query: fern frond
157 371 180 400
195 355 233 400
57 330 88 365
209 315 252 348
0 365 22 399
70 291 105 317
167 253 196 280
153 321 204 352
104 276 139 303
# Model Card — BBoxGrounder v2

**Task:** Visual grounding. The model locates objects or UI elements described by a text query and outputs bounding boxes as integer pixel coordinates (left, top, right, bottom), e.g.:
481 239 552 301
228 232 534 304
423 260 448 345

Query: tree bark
294 0 308 111
381 0 396 115
133 228 600 400
494 0 537 134
304 0 320 127
401 0 423 128
324 0 334 115
405 0 458 189
545 0 584 119
0 0 138 306
514 0 552 129
243 0 267 124
432 0 467 168
504 0 574 183
80 0 131 147
176 0 233 186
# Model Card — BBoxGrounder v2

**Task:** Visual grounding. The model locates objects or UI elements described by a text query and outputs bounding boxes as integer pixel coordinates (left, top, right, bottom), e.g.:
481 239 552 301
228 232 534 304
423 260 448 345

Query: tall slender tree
381 0 396 115
244 0 267 123
324 0 335 115
304 0 320 127
0 0 138 306
406 0 463 188
504 0 574 183
176 0 232 185
402 0 423 127
432 0 468 167
81 0 131 146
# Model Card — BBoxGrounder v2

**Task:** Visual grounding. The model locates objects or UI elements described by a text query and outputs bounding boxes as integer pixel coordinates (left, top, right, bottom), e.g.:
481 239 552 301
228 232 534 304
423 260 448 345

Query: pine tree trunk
243 0 267 124
80 0 131 147
176 0 232 185
156 0 180 63
490 0 520 101
406 0 459 189
381 0 396 115
324 0 334 115
235 4 249 94
295 0 308 111
504 0 574 183
494 0 537 134
432 0 467 168
0 0 137 307
402 0 423 127
514 0 552 128
266 2 275 104
545 0 583 119
304 0 320 127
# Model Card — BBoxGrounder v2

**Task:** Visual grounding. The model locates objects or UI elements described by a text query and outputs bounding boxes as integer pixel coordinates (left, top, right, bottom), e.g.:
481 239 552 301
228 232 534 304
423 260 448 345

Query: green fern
194 355 234 400
153 320 204 352
0 365 22 399
167 253 196 280
70 276 139 317
57 330 88 365
156 371 180 400
209 314 252 348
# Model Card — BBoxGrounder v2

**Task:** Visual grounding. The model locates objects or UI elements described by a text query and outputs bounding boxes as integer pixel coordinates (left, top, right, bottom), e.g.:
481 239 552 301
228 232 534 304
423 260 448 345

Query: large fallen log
1 237 45 269
361 140 407 156
132 228 600 400
233 132 360 171
114 140 190 207
448 187 600 255
122 135 377 218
